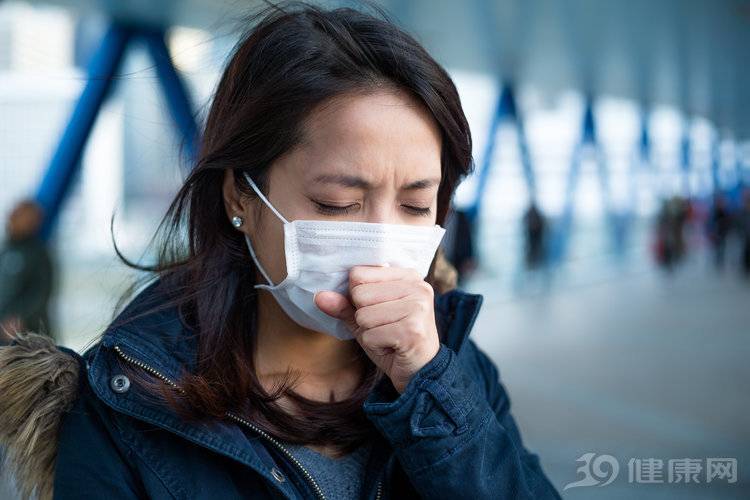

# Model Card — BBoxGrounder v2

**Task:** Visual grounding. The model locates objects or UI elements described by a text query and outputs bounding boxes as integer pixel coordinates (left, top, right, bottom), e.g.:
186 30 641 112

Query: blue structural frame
710 133 722 196
143 29 200 161
638 109 651 168
34 22 198 239
735 140 747 195
466 83 537 223
713 136 746 207
627 108 651 211
547 96 616 263
465 87 628 267
680 122 692 197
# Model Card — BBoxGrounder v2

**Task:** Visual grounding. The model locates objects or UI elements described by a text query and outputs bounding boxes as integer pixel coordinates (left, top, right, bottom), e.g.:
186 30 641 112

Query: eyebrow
313 174 441 190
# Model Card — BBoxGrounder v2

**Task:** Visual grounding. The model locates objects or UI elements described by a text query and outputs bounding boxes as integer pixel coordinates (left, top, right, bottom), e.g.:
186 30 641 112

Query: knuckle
390 336 401 351
350 284 365 307
349 268 365 288
360 330 377 348
358 330 371 346
354 308 371 329
405 316 422 336
419 280 434 296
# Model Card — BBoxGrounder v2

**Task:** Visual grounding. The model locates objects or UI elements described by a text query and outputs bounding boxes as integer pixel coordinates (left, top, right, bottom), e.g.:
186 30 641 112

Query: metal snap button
110 374 131 393
271 467 286 482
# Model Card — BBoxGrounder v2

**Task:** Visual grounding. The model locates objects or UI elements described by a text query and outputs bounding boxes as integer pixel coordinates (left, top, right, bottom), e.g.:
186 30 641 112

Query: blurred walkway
468 256 750 499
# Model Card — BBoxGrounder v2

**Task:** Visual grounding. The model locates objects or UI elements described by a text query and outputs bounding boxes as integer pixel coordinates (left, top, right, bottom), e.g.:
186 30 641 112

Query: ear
222 170 250 224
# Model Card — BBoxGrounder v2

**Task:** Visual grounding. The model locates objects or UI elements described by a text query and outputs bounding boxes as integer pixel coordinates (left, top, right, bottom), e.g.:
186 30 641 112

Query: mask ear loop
244 234 274 287
240 171 290 287
242 171 289 224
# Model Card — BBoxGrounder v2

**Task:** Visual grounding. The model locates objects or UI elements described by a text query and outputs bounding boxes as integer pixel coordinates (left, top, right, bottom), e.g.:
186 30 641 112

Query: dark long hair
112 0 474 456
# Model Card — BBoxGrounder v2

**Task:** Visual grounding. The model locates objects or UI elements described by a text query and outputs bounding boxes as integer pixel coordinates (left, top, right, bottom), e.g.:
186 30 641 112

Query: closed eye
403 205 432 216
313 201 431 217
314 202 358 215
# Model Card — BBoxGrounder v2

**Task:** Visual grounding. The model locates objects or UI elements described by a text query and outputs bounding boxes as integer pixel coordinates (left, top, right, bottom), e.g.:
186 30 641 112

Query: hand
315 265 440 394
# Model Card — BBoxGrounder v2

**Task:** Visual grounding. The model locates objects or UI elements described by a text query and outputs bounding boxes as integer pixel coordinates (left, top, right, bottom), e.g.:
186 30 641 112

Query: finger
355 321 404 356
354 298 416 331
314 291 359 332
350 279 415 308
349 265 422 289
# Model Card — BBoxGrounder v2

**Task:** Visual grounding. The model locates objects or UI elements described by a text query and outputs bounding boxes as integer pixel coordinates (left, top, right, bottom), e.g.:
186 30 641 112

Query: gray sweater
283 441 373 499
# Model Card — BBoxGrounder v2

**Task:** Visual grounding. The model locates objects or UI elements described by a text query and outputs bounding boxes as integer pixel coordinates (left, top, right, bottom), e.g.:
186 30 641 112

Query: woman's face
226 89 443 285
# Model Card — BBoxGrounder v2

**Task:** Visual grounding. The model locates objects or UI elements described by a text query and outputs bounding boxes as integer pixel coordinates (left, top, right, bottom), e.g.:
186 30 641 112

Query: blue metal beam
628 108 651 212
35 24 132 239
141 29 200 164
466 84 510 223
710 133 721 195
550 96 616 263
680 122 692 197
736 140 746 191
639 109 651 165
467 83 536 220
515 104 537 203
33 22 200 240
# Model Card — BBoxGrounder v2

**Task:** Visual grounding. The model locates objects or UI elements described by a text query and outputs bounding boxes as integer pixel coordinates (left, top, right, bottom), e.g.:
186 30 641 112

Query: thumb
314 291 359 333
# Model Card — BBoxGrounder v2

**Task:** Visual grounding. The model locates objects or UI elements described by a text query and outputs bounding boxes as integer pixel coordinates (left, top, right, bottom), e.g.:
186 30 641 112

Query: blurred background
0 0 748 498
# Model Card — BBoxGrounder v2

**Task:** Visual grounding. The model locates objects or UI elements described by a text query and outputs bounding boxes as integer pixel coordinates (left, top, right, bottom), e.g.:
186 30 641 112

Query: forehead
292 90 442 183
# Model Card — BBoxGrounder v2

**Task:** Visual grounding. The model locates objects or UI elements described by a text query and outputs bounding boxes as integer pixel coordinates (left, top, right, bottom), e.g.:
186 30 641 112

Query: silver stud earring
231 216 244 228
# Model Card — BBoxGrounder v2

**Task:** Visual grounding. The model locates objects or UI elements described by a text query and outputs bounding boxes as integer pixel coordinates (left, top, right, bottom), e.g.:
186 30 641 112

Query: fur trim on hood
0 333 81 500
433 247 458 294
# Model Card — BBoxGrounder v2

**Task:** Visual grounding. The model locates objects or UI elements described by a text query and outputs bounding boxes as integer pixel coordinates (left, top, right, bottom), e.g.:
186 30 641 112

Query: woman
0 2 561 499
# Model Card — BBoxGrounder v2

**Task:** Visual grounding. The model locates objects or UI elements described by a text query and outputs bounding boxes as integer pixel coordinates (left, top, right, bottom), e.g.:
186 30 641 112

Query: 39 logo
564 453 620 490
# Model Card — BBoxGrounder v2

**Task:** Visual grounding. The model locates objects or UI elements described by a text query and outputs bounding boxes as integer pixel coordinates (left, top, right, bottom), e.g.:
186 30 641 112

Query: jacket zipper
113 345 383 500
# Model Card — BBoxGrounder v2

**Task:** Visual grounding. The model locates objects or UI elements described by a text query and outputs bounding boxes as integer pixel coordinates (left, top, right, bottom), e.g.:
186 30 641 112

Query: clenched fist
315 265 440 394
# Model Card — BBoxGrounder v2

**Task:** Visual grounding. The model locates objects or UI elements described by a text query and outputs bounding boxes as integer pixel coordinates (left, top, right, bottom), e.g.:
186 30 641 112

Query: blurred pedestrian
706 193 733 270
0 200 55 345
739 189 750 278
523 202 547 270
443 207 478 286
655 196 689 271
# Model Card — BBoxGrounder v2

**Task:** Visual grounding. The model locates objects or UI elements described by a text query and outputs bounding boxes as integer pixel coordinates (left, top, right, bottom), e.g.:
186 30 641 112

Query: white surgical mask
241 172 446 340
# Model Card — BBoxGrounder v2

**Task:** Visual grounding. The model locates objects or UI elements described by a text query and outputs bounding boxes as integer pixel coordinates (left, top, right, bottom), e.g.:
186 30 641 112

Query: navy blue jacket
53 281 561 499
